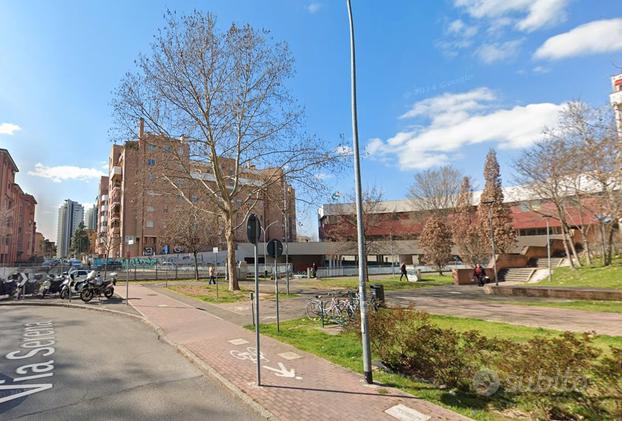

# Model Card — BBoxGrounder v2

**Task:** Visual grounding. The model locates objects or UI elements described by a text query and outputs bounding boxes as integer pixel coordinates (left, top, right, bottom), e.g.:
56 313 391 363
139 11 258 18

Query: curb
0 300 143 320
125 296 277 420
1 297 276 419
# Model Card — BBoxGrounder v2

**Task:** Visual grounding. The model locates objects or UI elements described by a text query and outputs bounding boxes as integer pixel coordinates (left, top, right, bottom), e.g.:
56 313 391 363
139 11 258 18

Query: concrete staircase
497 267 537 283
529 257 565 269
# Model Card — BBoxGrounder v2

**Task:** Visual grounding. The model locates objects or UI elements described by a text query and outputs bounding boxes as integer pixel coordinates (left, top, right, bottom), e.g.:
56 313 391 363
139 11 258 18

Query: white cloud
454 0 568 32
0 123 21 135
335 145 353 156
306 2 321 14
534 18 622 60
368 88 564 170
476 39 523 63
28 163 105 183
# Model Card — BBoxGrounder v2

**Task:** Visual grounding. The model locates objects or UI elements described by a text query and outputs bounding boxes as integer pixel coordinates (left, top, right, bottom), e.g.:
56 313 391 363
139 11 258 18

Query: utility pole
546 217 552 283
283 180 290 295
346 0 372 385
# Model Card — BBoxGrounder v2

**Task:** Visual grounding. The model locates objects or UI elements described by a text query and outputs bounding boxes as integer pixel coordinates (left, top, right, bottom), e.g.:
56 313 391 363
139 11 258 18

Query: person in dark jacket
473 264 486 286
399 263 407 281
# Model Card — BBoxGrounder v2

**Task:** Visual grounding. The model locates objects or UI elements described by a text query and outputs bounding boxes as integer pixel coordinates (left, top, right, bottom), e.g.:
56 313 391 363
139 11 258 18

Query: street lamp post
482 200 498 286
346 0 373 385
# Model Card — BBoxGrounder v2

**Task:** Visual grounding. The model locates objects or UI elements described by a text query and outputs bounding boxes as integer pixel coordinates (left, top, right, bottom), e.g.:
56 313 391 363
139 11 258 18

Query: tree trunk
580 227 593 266
566 225 581 267
599 223 608 266
606 225 615 266
224 217 239 291
554 206 576 269
193 251 199 281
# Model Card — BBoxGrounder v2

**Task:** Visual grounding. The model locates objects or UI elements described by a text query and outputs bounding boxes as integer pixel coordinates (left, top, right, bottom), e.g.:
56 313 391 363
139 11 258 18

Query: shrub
365 308 503 390
353 307 622 420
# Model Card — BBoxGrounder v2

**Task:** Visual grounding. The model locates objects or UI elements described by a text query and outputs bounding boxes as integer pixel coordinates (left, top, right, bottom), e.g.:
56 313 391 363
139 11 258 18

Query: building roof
0 148 19 172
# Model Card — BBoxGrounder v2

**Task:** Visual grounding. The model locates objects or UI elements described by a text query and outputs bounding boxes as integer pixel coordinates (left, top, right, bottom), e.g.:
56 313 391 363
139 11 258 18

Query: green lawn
303 273 453 291
499 299 622 314
167 284 299 304
533 257 622 289
251 315 622 421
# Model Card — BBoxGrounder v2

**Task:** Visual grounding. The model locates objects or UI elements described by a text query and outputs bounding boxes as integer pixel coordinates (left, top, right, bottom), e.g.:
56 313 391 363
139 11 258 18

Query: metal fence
315 263 467 278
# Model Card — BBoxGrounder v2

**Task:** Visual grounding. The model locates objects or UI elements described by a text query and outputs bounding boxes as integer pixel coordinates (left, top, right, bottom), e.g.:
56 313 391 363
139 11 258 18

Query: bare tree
323 186 385 259
408 165 462 213
111 11 339 290
161 204 219 280
514 139 580 268
561 102 622 265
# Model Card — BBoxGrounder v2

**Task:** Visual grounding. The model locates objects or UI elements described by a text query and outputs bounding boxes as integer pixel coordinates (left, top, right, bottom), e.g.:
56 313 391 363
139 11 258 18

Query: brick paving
120 284 470 421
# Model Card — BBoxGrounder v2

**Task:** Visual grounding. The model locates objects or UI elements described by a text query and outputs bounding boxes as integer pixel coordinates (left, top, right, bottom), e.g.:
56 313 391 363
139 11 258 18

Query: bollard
320 299 325 328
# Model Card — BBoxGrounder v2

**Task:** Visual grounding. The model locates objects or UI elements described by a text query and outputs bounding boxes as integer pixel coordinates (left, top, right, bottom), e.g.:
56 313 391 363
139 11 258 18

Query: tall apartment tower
56 199 84 257
610 73 622 138
84 204 97 230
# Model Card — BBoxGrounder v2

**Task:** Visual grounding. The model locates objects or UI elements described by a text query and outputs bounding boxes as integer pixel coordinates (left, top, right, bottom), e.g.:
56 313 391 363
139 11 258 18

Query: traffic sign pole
247 214 262 387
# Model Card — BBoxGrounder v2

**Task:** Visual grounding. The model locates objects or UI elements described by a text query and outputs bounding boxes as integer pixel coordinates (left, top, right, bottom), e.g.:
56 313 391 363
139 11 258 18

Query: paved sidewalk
389 295 622 336
120 284 469 421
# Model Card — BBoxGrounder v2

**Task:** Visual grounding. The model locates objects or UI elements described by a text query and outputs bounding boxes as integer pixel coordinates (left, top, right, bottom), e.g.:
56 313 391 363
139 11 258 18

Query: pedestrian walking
311 262 317 278
399 262 407 281
208 265 216 285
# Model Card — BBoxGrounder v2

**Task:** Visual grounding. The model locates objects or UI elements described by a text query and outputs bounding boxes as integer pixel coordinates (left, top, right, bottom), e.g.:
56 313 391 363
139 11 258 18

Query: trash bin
369 284 385 306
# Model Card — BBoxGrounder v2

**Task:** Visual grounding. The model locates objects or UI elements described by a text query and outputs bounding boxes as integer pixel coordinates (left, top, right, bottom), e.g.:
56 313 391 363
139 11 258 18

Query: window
146 206 155 212
163 145 172 153
148 144 157 152
147 173 156 182
146 220 155 228
191 194 199 203
147 159 156 166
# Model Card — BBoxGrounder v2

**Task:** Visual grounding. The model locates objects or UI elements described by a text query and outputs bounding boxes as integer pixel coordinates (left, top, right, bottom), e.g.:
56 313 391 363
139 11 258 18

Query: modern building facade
84 204 97 230
96 125 296 258
56 199 84 258
0 149 38 264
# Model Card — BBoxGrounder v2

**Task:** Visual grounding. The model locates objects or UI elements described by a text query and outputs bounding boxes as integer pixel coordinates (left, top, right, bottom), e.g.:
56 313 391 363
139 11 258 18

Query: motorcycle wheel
60 289 69 300
104 287 114 299
80 288 94 303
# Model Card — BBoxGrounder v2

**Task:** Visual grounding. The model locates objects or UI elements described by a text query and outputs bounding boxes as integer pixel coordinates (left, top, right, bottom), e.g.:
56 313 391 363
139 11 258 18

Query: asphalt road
0 305 263 421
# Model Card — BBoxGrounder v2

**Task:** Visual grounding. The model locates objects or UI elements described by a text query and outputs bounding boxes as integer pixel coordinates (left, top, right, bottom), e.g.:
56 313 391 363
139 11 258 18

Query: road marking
385 404 431 421
157 304 169 307
229 347 268 363
262 362 302 380
228 338 249 346
278 352 302 360
0 384 53 404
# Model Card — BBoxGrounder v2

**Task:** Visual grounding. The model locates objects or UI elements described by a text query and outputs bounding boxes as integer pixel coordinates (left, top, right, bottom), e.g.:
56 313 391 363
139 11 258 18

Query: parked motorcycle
39 274 65 298
80 271 116 303
12 273 44 298
59 273 89 300
0 277 18 298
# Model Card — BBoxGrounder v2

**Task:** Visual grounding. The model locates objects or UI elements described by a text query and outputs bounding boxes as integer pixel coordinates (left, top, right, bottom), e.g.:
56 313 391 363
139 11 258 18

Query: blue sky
0 0 621 241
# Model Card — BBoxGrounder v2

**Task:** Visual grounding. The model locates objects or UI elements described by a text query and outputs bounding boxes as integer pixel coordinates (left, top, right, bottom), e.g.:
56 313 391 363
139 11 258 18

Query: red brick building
0 149 38 264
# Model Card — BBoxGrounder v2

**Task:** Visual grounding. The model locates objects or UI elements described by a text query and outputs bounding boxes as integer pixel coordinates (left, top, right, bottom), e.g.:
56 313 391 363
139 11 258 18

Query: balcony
111 166 122 182
611 91 622 107
110 186 121 205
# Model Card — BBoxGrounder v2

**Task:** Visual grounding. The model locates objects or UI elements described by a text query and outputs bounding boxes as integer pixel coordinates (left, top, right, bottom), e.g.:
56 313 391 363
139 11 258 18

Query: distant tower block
610 73 622 138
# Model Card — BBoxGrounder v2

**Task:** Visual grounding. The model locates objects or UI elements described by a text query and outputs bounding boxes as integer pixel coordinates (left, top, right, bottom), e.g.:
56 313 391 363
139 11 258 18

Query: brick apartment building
96 126 296 258
0 148 38 264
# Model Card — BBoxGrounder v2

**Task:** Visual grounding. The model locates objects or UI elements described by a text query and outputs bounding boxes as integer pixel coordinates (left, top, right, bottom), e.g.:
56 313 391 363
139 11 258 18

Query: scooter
13 273 44 299
0 277 18 298
80 271 116 303
39 274 65 298
59 273 89 300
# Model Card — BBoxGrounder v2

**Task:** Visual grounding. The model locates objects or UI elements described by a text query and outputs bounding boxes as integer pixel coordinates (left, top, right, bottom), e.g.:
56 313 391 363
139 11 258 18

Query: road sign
267 239 283 258
247 214 261 244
